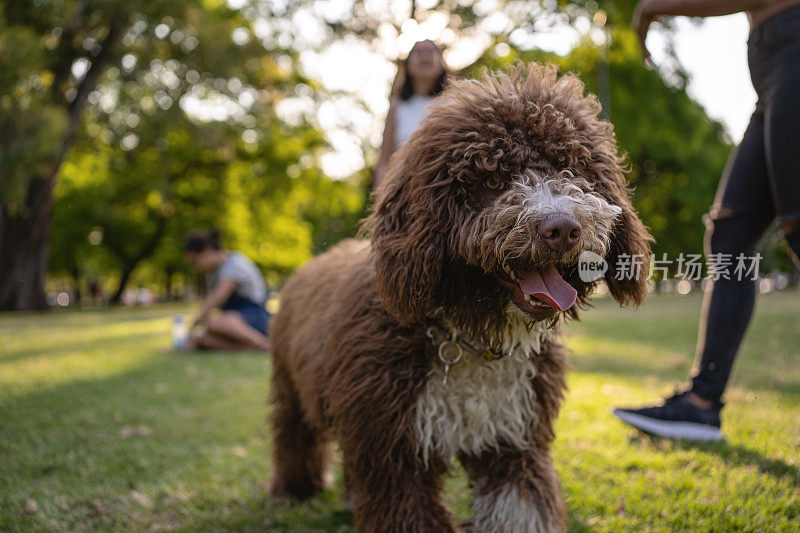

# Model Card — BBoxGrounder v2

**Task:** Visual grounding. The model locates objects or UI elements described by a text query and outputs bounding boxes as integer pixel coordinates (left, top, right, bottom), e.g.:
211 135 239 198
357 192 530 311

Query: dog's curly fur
268 63 651 532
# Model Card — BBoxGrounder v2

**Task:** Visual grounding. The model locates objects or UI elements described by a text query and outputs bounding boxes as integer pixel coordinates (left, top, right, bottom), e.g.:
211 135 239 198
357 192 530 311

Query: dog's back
269 238 372 428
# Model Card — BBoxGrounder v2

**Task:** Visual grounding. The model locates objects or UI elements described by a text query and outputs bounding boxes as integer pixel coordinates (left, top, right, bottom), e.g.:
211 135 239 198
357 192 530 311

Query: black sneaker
613 391 723 441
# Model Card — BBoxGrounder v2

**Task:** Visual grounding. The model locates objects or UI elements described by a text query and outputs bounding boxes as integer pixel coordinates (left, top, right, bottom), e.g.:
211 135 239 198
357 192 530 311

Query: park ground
1 292 798 532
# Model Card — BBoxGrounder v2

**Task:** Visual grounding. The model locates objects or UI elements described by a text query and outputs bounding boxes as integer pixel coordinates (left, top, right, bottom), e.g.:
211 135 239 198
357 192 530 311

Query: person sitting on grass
182 230 270 352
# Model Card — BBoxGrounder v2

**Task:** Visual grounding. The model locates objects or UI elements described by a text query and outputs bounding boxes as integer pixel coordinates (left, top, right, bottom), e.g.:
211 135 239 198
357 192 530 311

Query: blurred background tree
0 0 366 309
5 0 780 310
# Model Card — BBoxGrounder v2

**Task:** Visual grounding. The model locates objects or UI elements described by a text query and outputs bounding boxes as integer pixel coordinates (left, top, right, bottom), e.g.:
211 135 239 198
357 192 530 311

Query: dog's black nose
538 215 581 251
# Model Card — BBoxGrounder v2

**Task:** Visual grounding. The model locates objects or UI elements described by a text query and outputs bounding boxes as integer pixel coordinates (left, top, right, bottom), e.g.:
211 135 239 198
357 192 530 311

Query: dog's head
367 63 651 339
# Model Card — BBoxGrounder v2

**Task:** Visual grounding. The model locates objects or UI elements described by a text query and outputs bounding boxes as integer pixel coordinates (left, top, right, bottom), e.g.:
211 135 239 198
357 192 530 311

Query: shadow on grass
188 490 354 532
180 348 271 357
569 350 687 381
569 343 800 398
676 440 800 487
628 432 800 487
0 306 179 328
0 350 273 530
191 489 598 533
565 512 594 533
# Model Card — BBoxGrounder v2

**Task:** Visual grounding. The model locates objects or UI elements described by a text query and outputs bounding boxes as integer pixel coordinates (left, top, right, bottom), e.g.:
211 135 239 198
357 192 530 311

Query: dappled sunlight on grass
566 335 690 379
555 370 799 531
1 306 274 531
553 292 800 531
0 311 172 399
1 293 798 531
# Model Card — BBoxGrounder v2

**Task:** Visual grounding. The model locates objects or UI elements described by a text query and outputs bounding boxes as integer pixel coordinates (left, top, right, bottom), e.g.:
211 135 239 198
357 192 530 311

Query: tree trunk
164 267 174 301
0 19 124 311
0 177 56 311
70 263 82 307
111 265 136 304
107 215 169 304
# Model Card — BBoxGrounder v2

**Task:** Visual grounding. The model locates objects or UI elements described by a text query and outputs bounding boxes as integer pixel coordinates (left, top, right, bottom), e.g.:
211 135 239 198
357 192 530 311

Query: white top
395 95 435 146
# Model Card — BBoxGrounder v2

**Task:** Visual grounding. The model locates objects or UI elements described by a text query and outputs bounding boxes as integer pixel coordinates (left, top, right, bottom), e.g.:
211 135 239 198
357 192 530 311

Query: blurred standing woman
183 230 270 352
373 39 448 189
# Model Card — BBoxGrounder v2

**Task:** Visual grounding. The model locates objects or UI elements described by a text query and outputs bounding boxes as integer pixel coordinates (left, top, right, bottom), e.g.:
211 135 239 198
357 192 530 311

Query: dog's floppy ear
366 154 447 325
604 200 652 306
582 116 652 307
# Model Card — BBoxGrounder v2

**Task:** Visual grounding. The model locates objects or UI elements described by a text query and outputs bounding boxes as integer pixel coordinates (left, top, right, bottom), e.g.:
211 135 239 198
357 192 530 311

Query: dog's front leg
460 445 567 533
343 449 456 533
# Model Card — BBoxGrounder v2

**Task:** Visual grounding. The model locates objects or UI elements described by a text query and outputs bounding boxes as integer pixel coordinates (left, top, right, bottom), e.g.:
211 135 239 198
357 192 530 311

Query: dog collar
425 323 510 363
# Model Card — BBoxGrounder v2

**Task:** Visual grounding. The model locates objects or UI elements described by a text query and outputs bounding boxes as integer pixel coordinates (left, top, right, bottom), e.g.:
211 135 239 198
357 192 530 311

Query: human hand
632 0 660 65
373 164 386 190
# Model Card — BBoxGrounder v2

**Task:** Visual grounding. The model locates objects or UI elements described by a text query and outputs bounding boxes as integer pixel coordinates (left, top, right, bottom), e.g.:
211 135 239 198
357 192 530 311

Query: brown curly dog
268 63 651 532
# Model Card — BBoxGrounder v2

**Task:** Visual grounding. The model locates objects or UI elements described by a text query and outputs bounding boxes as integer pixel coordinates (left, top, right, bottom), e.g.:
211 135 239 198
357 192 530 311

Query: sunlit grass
1 293 798 531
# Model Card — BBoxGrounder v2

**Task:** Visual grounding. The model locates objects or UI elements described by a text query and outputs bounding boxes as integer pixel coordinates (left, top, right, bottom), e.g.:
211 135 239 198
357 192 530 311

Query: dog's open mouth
498 265 578 317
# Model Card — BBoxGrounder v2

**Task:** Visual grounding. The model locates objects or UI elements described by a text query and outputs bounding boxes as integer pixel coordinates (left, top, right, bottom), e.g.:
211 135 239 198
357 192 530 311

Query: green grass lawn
1 293 798 531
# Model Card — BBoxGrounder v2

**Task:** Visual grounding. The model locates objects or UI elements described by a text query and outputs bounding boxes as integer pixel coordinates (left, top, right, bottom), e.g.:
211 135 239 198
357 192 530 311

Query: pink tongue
518 265 577 312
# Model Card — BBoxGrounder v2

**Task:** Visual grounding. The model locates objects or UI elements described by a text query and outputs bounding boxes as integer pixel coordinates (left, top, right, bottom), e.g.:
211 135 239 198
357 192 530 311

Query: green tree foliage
2 0 368 306
6 0 752 307
51 73 365 300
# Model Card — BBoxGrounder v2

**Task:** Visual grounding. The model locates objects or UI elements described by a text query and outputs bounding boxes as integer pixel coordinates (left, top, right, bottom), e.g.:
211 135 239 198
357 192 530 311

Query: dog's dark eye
485 176 502 190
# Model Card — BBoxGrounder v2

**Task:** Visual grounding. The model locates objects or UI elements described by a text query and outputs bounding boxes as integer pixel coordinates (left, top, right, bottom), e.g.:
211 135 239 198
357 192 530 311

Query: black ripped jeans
690 6 800 404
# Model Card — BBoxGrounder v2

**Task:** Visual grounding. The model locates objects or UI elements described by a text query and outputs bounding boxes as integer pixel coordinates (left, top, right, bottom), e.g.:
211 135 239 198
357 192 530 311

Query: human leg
689 209 773 403
614 111 775 439
196 331 248 351
691 31 800 405
205 311 269 351
764 54 800 266
682 108 775 404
